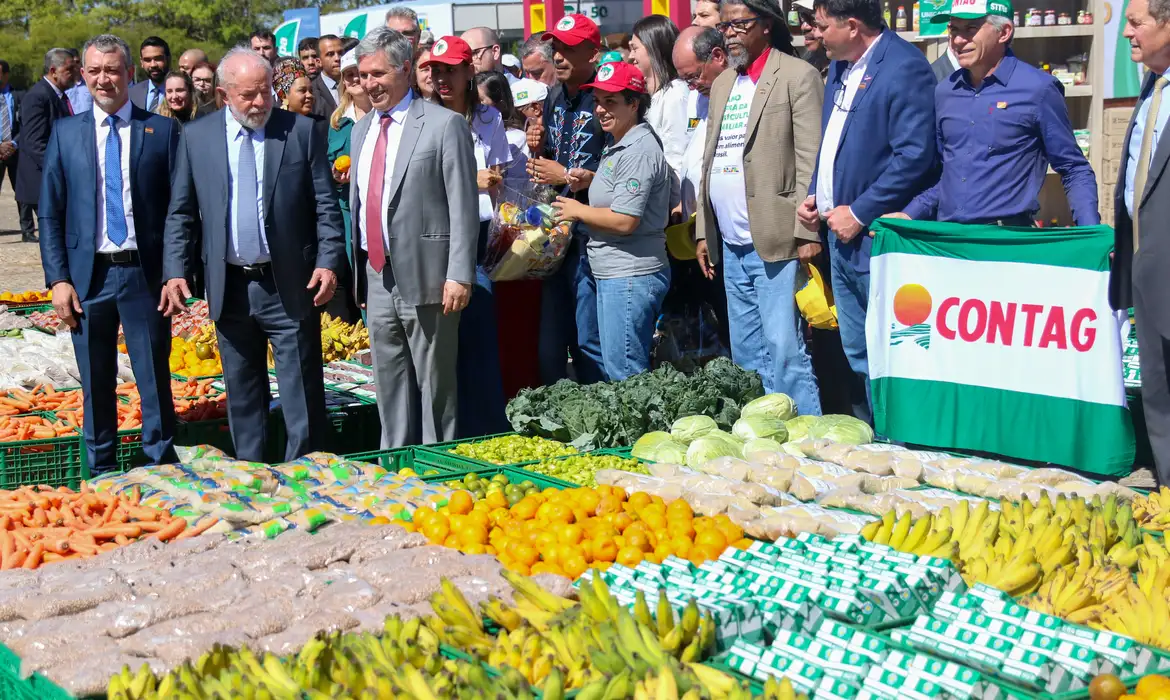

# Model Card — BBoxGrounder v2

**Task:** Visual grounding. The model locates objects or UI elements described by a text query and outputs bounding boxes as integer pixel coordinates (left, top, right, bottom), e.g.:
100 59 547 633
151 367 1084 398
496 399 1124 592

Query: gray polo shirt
584 122 670 280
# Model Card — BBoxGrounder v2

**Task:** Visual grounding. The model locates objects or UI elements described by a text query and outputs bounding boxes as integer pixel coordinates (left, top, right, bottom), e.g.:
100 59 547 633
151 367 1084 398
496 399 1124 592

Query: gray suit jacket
311 75 338 120
163 108 346 323
128 81 160 111
1112 71 1170 312
349 97 478 307
930 54 955 84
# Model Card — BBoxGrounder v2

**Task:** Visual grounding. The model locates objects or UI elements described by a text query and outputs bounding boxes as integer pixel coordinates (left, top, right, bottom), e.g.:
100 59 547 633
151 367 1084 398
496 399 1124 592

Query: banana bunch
320 313 369 362
860 509 960 560
1133 486 1170 531
760 676 810 700
109 618 536 699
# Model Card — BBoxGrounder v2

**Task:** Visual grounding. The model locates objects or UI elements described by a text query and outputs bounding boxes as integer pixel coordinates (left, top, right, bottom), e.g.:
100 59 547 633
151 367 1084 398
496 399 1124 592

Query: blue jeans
596 269 670 381
722 242 821 417
538 235 605 385
828 239 873 422
457 223 509 438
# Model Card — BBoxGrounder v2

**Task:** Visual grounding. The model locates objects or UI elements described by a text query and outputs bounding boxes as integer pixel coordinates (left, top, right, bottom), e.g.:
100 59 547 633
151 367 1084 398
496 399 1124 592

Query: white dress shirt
322 74 340 106
357 92 413 252
225 110 269 265
816 32 884 219
1126 71 1170 217
95 101 137 252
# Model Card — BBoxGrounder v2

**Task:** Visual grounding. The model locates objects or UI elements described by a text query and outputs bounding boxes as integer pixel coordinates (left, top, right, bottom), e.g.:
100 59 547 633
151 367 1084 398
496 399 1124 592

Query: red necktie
61 93 72 116
365 114 392 274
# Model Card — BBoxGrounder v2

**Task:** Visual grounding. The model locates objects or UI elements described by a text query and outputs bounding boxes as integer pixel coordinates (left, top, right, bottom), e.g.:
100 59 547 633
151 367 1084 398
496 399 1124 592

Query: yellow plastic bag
797 263 838 330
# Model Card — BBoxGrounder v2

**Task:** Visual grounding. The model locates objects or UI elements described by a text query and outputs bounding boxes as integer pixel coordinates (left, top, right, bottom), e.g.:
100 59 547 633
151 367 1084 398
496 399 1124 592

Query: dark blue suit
809 29 938 419
39 103 179 471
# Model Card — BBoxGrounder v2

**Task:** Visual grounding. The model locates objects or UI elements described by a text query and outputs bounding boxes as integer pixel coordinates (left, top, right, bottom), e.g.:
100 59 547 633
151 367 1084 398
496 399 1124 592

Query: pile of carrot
0 386 83 417
0 415 77 443
0 484 218 569
55 400 143 433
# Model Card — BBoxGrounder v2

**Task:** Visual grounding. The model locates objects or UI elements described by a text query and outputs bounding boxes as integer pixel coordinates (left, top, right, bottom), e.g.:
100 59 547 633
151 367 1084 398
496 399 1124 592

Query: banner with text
866 219 1134 475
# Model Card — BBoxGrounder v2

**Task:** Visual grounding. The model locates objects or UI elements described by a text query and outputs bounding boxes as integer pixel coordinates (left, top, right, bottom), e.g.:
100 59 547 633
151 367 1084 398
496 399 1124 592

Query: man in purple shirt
895 0 1098 226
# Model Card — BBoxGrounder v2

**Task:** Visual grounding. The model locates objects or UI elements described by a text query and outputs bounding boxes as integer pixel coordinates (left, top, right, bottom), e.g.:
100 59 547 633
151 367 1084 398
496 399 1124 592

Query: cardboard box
1106 107 1135 135
1101 158 1120 186
1104 130 1130 157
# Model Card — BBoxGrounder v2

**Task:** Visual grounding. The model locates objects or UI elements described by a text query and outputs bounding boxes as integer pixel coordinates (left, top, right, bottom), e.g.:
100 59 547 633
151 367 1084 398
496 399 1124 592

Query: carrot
7 550 26 569
42 538 70 555
152 518 186 542
85 524 142 539
175 516 219 540
22 543 43 569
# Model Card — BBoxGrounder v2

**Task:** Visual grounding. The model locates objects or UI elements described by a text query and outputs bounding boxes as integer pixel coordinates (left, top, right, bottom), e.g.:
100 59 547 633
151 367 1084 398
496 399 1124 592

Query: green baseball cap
598 51 624 66
931 0 1013 23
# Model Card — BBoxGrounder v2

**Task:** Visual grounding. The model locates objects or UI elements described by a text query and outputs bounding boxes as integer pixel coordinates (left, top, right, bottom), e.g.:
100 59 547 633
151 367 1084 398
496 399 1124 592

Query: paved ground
0 193 42 293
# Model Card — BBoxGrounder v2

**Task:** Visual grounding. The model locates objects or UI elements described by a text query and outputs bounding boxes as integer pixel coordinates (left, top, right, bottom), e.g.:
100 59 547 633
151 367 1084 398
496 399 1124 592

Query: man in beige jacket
697 0 825 416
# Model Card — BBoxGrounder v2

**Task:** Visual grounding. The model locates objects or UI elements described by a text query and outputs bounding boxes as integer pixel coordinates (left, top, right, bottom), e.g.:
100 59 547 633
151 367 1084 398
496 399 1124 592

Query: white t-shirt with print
707 74 755 246
470 105 511 222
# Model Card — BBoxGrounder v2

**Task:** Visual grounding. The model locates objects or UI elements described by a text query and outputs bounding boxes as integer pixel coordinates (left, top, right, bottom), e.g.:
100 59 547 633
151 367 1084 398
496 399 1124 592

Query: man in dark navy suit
39 34 179 472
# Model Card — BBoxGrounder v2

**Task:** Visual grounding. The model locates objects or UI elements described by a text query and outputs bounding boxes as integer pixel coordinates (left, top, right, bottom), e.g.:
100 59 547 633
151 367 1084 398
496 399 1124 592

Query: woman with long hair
551 62 671 380
273 57 315 116
324 48 370 324
629 15 690 209
421 36 511 437
155 71 198 123
190 61 221 118
474 70 527 192
415 47 434 100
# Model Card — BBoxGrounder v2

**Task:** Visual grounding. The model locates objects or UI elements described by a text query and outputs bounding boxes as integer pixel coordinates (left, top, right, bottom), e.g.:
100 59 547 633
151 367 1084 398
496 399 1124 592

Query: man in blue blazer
161 48 345 463
798 0 937 421
39 34 179 472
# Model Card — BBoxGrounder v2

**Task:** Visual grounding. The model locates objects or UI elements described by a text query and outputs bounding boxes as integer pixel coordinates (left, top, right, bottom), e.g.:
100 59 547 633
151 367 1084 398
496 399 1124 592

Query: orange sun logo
893 284 932 326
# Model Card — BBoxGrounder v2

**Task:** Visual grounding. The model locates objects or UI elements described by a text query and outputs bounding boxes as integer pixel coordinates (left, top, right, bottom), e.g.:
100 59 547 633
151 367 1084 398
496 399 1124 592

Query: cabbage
705 429 744 450
686 435 742 468
631 431 674 460
741 393 797 422
670 415 719 443
652 441 689 464
732 415 789 442
742 437 784 456
809 414 875 445
783 415 820 443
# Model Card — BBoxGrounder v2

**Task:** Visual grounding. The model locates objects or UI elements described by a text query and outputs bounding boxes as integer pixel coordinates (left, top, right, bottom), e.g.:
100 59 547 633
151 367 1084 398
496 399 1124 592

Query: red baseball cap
581 60 646 93
541 14 602 47
420 36 472 67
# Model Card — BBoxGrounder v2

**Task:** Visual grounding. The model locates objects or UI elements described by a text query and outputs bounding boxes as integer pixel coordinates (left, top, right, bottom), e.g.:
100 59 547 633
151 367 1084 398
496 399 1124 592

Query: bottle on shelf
1013 10 1021 24
895 5 908 30
884 6 892 26
788 7 799 25
913 2 920 31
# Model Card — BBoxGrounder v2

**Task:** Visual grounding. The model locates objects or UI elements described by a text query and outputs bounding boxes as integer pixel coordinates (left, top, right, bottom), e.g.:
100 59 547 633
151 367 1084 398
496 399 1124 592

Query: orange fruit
628 492 653 510
334 154 352 172
510 542 540 567
463 543 487 555
654 542 674 561
695 528 728 552
562 555 589 579
715 520 744 544
695 542 724 561
670 535 693 558
444 534 461 548
448 490 474 515
617 545 644 567
466 510 490 530
576 489 602 514
531 562 565 577
556 523 584 545
666 499 693 519
412 506 436 525
610 486 628 501
640 510 667 532
547 503 574 524
593 538 619 562
1136 675 1170 697
422 518 450 544
626 531 653 552
485 491 508 510
667 519 696 540
613 513 635 533
732 538 754 550
456 524 488 547
693 516 715 531
511 497 539 520
596 495 624 516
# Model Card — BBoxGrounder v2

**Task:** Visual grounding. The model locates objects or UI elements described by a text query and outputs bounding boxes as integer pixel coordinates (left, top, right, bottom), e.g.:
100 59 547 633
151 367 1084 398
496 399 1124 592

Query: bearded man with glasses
695 0 826 417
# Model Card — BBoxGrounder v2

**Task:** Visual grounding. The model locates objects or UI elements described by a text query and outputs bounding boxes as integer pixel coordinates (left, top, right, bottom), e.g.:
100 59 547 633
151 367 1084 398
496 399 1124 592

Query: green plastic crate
176 417 233 453
323 403 381 455
0 412 86 489
0 644 73 700
343 446 464 475
422 465 575 491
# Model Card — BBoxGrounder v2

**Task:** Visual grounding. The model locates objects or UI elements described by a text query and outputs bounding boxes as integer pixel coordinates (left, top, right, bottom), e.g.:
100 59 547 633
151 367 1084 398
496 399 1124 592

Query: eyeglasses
716 17 760 34
831 83 860 114
471 46 494 61
679 59 710 88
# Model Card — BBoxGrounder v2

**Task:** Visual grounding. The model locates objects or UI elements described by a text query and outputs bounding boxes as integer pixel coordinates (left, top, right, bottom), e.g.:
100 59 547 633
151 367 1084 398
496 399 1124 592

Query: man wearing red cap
527 13 607 386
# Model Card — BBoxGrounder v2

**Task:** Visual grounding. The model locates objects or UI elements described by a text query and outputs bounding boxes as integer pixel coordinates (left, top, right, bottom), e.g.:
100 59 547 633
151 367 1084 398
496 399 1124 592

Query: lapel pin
996 101 1008 109
144 127 154 134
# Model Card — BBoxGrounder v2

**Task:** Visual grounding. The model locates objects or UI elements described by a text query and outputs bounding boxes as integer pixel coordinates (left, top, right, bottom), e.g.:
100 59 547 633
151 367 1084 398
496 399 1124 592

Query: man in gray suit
930 49 958 83
1112 0 1170 483
161 47 345 463
349 28 478 447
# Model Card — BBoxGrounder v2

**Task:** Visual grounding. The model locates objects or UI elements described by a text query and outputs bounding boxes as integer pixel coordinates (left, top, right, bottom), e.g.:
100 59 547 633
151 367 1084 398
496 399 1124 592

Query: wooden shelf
906 24 1095 40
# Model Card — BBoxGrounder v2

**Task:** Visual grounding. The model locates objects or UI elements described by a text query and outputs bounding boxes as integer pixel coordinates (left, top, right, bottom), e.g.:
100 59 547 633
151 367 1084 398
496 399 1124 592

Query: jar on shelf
1076 9 1085 23
1043 9 1057 24
1013 10 1021 23
1026 8 1043 25
1057 11 1071 24
1082 10 1093 22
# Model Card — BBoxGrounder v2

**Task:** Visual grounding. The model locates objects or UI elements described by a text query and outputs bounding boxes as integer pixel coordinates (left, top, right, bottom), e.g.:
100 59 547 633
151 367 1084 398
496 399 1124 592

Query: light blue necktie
235 128 262 263
104 115 128 247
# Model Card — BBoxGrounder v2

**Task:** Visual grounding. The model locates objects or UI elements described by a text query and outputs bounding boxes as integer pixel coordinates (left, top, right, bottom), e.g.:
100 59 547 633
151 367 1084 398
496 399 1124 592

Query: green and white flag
274 18 301 58
866 219 1135 476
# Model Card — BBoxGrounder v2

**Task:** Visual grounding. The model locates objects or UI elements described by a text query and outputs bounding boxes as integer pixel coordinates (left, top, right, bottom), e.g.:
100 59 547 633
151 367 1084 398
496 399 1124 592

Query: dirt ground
0 190 43 293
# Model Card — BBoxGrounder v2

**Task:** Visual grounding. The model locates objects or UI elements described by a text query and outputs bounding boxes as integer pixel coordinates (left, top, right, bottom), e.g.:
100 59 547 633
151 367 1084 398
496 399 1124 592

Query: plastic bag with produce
483 186 572 281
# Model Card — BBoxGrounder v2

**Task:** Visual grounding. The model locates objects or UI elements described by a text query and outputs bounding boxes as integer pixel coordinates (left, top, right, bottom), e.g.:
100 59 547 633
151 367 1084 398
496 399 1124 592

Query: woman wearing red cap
551 62 671 381
420 36 511 436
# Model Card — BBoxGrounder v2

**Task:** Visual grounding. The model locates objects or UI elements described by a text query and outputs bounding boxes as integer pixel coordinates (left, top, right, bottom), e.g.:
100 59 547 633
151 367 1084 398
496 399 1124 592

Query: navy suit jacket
15 79 65 204
38 105 180 301
809 30 938 273
162 107 345 323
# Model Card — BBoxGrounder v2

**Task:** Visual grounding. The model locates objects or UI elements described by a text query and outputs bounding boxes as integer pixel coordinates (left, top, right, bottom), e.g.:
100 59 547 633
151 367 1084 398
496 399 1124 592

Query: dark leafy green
505 358 765 451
